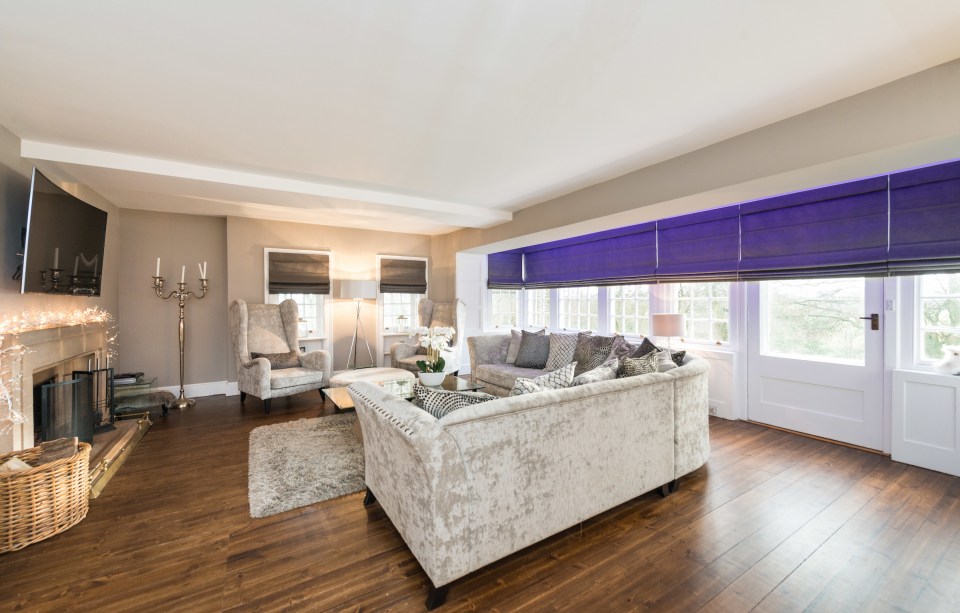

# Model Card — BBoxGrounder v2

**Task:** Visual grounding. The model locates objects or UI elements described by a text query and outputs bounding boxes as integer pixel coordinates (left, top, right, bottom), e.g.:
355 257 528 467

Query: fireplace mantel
0 323 109 454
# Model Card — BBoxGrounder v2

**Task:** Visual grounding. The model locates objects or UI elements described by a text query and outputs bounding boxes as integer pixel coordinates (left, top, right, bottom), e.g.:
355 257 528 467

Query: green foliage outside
764 279 864 362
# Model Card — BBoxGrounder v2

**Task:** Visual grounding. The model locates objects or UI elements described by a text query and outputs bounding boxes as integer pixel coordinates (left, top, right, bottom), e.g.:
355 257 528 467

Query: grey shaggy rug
248 413 365 518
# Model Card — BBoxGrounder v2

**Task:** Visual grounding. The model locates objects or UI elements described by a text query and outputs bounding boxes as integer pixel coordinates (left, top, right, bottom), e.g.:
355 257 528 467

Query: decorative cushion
545 331 587 370
608 335 639 362
474 363 546 391
572 334 616 376
619 351 660 378
508 378 545 396
509 362 577 396
506 329 523 364
664 349 686 367
656 351 677 372
572 357 619 386
413 384 496 419
514 330 551 369
632 337 659 358
251 350 300 369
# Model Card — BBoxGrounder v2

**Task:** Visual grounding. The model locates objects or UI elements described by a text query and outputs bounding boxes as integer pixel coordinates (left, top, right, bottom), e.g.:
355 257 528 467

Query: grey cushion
413 385 496 419
514 330 551 369
572 357 619 386
474 364 546 391
544 331 585 370
619 352 659 378
506 330 522 364
269 367 325 389
572 334 616 376
509 363 576 396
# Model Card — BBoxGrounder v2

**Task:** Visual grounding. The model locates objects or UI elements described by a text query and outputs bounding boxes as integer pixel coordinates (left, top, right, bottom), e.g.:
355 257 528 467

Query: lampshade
651 313 686 337
338 279 378 300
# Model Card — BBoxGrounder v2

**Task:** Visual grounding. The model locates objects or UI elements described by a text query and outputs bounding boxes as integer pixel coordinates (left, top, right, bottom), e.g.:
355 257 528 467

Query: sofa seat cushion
474 363 546 390
270 367 324 389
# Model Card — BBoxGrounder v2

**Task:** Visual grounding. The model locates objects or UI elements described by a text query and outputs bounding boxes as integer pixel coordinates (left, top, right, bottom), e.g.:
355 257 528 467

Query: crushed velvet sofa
466 333 552 396
347 355 710 609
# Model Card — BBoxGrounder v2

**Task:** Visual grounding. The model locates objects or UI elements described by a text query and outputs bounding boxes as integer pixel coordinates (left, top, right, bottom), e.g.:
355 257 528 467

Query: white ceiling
2 1 960 235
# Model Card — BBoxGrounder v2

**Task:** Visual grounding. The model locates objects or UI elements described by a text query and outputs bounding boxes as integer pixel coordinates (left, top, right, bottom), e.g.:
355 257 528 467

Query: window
490 289 520 328
558 287 598 331
609 285 650 336
382 292 419 333
917 273 960 362
264 248 330 340
674 282 730 344
525 288 550 328
762 278 864 363
269 292 322 339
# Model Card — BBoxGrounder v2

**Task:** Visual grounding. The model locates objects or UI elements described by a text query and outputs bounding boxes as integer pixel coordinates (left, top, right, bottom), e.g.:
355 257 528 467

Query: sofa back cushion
545 331 587 370
514 330 551 368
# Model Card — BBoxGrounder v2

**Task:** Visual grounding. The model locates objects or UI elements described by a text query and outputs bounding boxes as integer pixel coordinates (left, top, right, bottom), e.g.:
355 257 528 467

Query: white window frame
263 248 331 342
608 284 652 337
524 288 551 329
377 255 428 364
911 273 960 367
557 286 600 332
666 281 732 346
489 288 521 329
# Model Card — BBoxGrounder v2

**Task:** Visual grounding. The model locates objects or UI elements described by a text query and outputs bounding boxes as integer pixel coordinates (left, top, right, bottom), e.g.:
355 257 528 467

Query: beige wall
226 216 432 374
0 124 120 321
429 59 960 300
116 209 228 387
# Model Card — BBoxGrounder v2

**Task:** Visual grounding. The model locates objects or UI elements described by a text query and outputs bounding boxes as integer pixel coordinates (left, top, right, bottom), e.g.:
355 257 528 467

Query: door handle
859 314 880 330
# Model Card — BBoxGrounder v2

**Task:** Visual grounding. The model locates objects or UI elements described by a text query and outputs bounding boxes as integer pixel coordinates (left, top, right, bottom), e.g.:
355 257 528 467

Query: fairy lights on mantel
0 306 114 335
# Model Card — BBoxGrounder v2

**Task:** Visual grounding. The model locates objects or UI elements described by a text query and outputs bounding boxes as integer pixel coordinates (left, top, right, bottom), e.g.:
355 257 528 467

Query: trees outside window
918 273 960 362
558 287 598 331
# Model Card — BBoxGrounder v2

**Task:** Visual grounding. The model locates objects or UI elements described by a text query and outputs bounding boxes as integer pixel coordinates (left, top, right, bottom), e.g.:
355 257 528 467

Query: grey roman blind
380 258 427 294
267 252 330 294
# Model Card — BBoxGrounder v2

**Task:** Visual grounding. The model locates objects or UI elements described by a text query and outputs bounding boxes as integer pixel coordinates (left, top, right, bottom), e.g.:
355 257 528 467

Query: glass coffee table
323 375 485 412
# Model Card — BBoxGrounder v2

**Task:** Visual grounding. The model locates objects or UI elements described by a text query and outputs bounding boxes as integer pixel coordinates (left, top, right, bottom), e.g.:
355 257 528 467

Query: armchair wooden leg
362 487 377 507
670 477 680 493
425 583 449 610
658 479 679 498
240 391 247 403
263 398 271 415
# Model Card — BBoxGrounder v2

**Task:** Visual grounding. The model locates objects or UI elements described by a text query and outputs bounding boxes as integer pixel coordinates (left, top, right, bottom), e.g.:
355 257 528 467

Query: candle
203 261 207 278
156 257 160 277
198 262 203 278
181 265 185 283
73 256 79 276
53 247 59 269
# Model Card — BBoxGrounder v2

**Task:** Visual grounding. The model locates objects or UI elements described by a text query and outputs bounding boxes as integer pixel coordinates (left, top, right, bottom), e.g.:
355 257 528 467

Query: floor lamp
651 313 686 351
340 280 378 369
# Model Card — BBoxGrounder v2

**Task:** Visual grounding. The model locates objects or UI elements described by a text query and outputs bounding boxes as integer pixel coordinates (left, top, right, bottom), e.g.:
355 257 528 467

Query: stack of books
113 372 144 385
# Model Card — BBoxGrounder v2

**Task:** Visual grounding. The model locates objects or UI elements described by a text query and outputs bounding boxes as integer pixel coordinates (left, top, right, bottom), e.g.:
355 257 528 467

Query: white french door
747 277 885 450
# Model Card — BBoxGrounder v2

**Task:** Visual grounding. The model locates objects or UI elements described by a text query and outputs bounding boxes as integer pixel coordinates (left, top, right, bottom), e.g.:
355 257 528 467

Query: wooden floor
2 394 959 613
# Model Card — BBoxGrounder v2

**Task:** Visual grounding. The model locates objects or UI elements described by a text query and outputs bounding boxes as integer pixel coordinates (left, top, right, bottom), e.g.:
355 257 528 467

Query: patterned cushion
509 362 577 396
618 351 659 378
413 384 496 419
572 357 619 386
544 331 584 370
514 330 551 369
251 350 300 369
608 335 639 362
665 349 686 367
572 334 616 376
508 378 545 396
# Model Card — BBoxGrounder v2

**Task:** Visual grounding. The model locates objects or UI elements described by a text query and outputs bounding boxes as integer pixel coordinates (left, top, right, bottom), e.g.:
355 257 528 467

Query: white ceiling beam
21 140 512 227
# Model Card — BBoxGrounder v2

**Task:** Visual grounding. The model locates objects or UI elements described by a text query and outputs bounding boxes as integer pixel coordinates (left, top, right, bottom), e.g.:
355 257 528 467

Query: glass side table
113 376 169 418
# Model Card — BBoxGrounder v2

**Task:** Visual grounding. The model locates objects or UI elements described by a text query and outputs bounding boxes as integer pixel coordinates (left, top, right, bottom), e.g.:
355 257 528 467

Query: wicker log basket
0 439 91 553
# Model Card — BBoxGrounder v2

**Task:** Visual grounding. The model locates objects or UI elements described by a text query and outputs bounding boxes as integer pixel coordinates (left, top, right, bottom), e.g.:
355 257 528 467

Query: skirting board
157 380 229 399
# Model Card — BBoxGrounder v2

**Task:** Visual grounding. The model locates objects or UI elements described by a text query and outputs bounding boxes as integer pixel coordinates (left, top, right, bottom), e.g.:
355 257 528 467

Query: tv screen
21 168 108 296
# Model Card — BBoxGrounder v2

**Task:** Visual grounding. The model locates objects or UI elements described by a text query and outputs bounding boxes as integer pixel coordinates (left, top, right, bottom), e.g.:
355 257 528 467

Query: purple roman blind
739 176 889 279
888 160 960 275
656 206 740 282
523 222 657 288
487 250 524 289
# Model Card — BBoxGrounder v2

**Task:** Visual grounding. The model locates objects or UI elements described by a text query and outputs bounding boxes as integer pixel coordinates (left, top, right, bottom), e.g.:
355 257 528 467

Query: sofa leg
425 583 449 610
659 479 679 498
363 487 377 507
240 391 247 403
263 398 271 415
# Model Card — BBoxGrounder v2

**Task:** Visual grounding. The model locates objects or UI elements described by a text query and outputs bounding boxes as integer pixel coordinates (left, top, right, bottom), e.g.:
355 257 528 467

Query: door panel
748 278 884 450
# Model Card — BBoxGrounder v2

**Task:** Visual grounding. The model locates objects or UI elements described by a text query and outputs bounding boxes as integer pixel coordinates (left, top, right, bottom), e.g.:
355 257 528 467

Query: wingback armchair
390 298 466 375
229 298 331 414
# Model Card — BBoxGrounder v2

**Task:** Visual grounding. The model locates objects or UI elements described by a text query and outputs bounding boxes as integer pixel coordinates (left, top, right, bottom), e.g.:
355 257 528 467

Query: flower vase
418 371 446 386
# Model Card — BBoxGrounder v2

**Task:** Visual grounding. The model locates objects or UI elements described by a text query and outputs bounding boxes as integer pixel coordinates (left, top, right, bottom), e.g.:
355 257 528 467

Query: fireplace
33 367 114 446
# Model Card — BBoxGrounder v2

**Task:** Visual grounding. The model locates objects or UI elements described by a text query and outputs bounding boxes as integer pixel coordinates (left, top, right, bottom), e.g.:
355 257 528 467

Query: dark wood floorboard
2 394 959 612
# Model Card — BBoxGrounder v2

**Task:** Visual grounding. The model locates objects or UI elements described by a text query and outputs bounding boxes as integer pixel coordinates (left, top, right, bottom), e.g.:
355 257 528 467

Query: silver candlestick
153 275 208 409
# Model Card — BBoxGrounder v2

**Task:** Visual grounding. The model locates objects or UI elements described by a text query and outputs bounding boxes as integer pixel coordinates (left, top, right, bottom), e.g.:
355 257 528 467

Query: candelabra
153 275 208 409
40 270 102 295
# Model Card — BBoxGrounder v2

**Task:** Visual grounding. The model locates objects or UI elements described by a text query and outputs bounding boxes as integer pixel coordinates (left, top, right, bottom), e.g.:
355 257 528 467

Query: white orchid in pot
412 325 455 386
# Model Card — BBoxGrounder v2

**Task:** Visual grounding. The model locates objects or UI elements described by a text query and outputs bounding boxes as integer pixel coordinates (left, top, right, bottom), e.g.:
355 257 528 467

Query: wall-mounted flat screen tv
21 168 108 296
